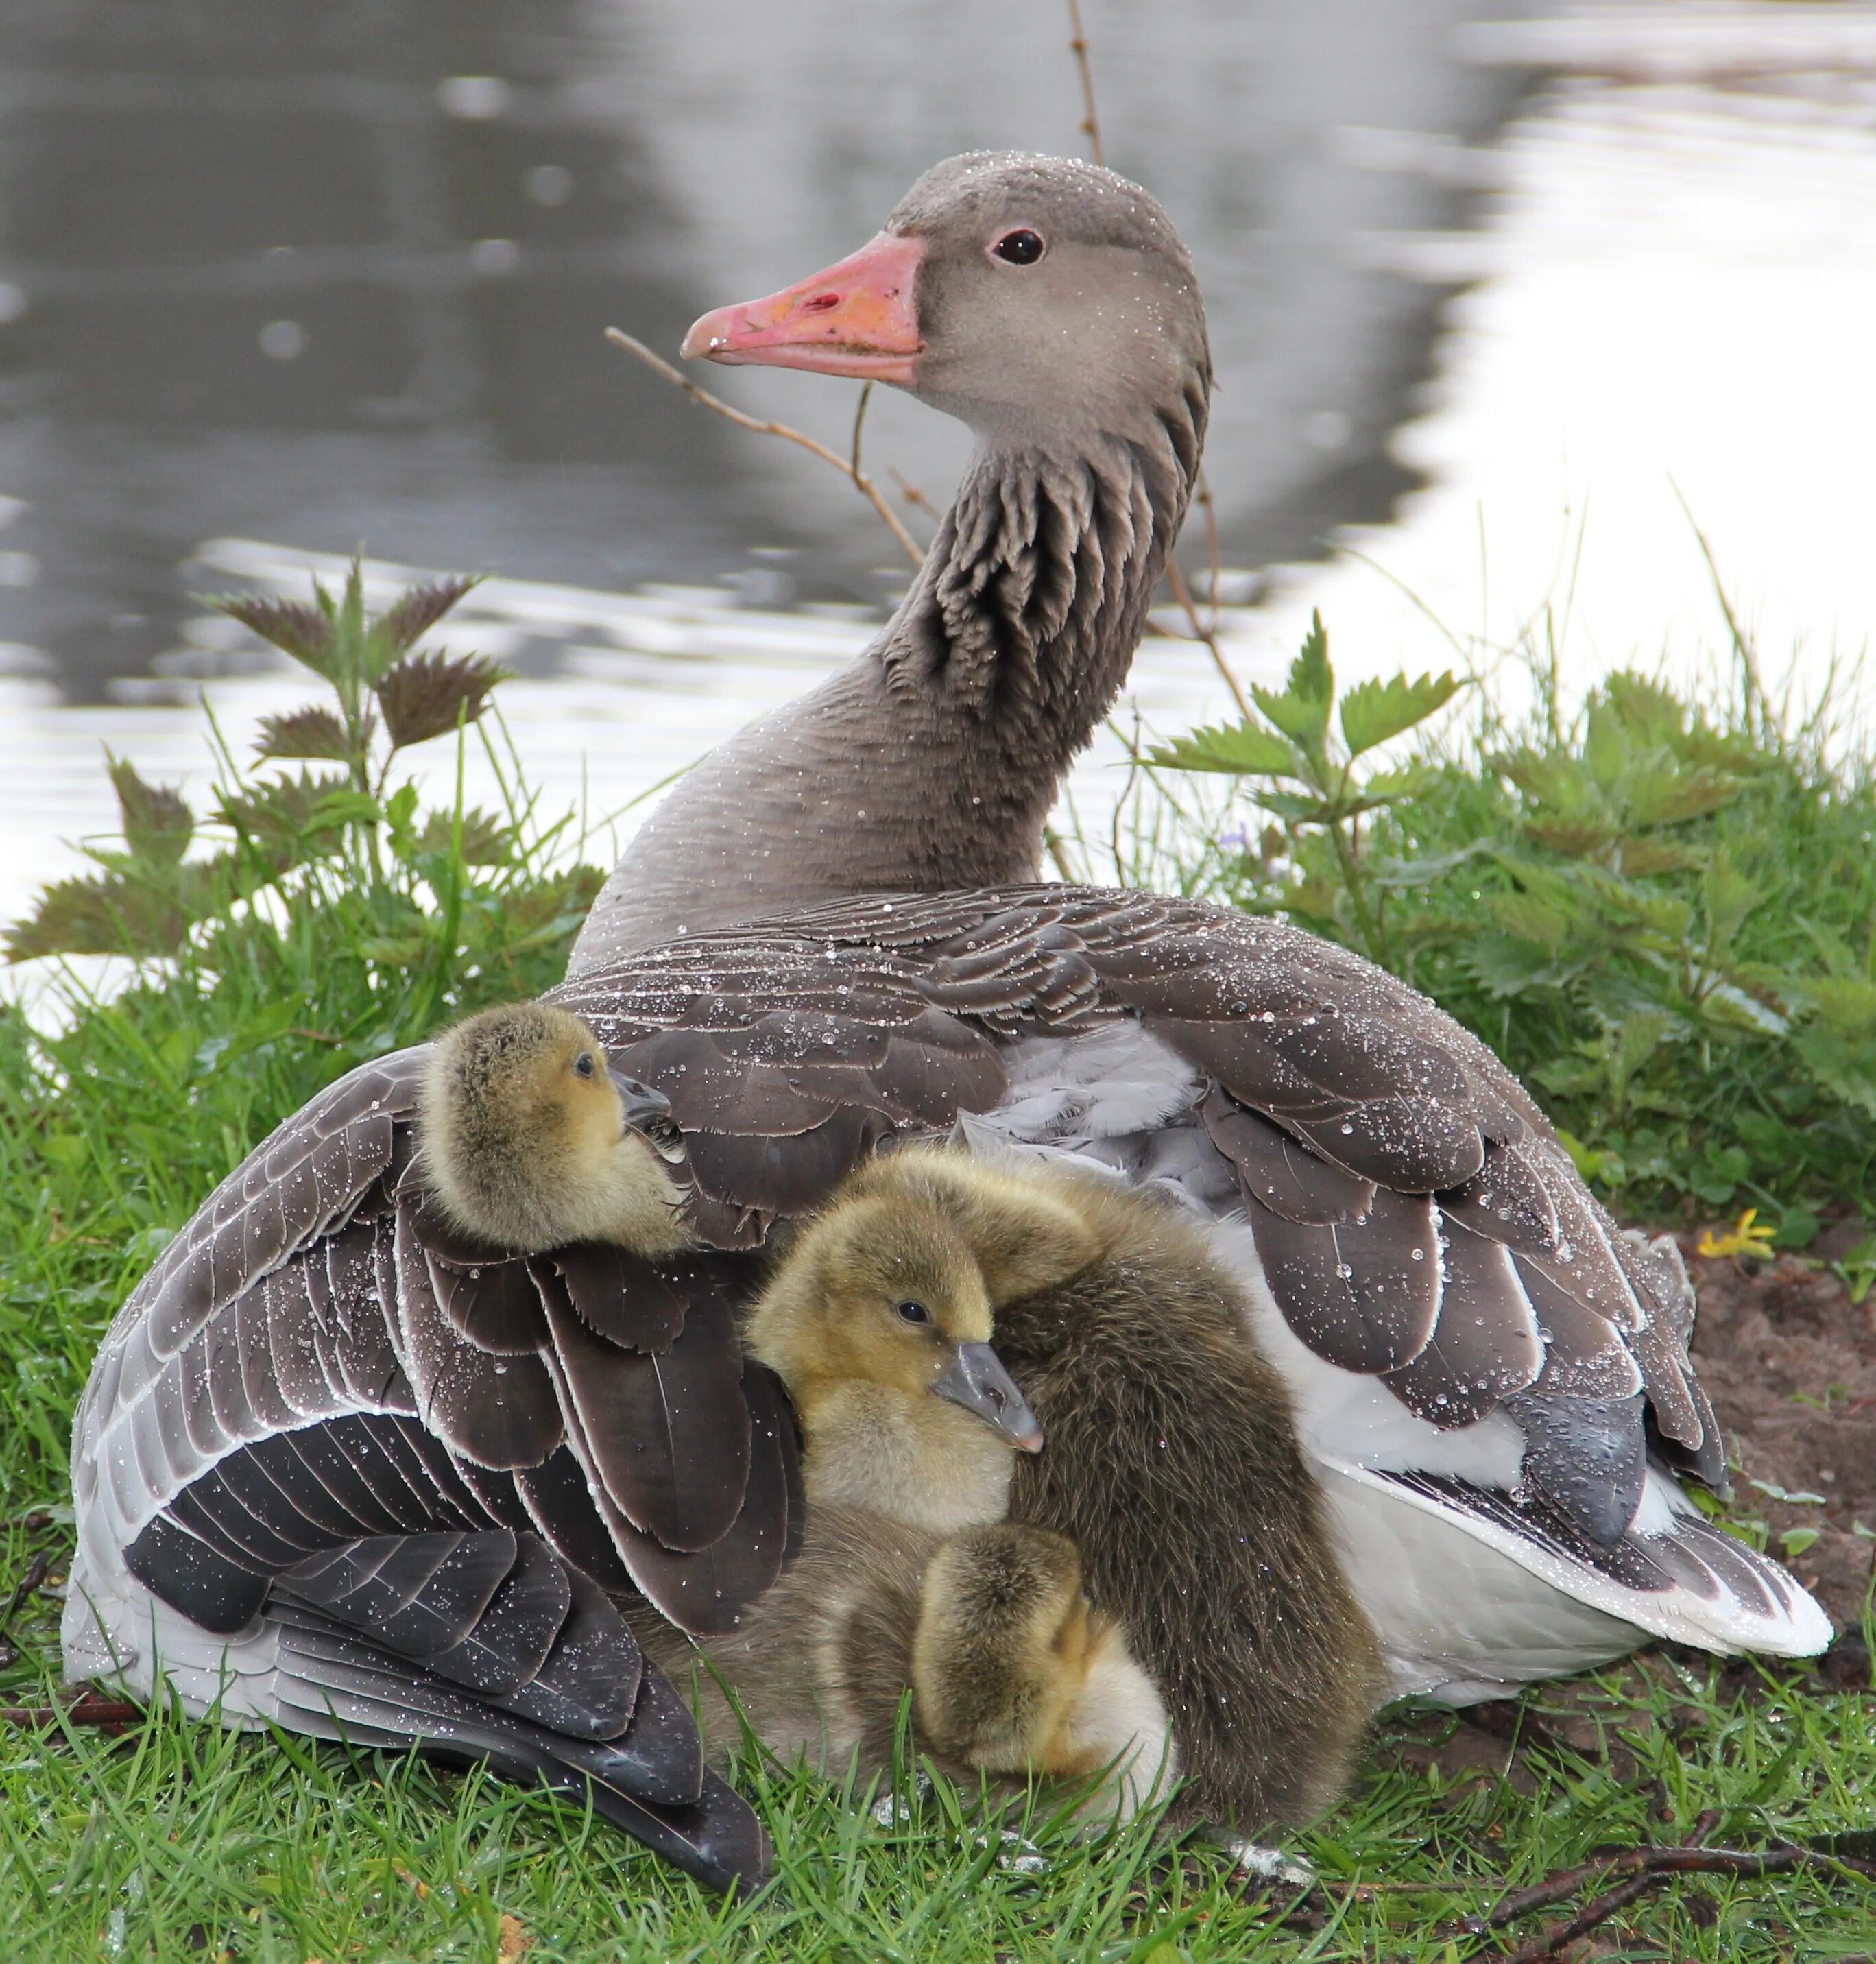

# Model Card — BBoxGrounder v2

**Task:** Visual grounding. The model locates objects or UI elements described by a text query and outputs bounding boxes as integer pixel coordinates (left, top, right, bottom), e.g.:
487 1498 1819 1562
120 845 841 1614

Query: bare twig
1164 557 1253 720
605 329 924 570
889 467 944 524
1469 1810 1876 1961
1042 826 1077 881
1 1688 141 1734
850 381 874 479
1065 0 1105 165
1493 1870 1671 1962
1197 470 1223 628
0 1550 51 1668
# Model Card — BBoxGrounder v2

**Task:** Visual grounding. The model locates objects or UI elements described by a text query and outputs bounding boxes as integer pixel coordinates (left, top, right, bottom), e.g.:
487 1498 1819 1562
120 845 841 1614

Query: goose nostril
801 291 841 313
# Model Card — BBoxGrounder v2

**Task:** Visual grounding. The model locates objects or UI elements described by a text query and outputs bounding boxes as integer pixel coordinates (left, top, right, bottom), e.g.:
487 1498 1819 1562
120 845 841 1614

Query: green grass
1105 627 1876 1238
3 588 1873 1959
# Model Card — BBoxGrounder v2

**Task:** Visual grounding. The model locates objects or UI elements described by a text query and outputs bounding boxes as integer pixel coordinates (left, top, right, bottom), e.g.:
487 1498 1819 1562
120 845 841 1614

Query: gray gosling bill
415 1003 692 1256
765 1148 1386 1833
645 1172 1175 1817
743 1168 1051 1533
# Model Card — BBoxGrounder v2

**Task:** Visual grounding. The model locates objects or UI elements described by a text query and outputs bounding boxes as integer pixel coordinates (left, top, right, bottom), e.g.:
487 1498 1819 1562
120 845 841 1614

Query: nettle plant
1155 626 1876 1227
6 566 600 1043
1149 614 1465 970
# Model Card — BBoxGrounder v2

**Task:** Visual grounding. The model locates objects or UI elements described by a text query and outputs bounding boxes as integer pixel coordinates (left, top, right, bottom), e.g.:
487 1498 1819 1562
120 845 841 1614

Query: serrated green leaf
1338 669 1463 758
208 592 336 675
1146 722 1300 778
1487 891 1573 951
376 652 509 749
415 806 513 867
1290 610 1332 705
1793 1027 1876 1116
3 871 189 960
380 575 482 653
1247 613 1334 761
254 704 353 764
1248 789 1336 824
105 754 193 867
1628 761 1742 828
1807 974 1876 1038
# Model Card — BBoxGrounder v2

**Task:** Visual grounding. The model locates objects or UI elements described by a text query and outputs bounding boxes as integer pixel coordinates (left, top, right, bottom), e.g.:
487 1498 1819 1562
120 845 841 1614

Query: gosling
415 1002 692 1255
760 1149 1386 1832
642 1183 1177 1815
743 1170 1054 1532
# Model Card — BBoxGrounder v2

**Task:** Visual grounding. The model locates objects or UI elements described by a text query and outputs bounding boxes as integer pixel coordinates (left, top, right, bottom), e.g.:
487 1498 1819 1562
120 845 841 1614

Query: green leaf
1628 762 1742 828
1146 721 1300 778
1779 1527 1820 1559
375 653 509 749
3 871 189 961
378 575 482 654
254 705 354 764
1806 974 1876 1039
207 592 336 676
1248 789 1336 824
105 754 194 867
1556 1127 1624 1187
1793 1027 1876 1117
1487 891 1573 952
414 806 514 867
1247 613 1334 761
1338 669 1463 758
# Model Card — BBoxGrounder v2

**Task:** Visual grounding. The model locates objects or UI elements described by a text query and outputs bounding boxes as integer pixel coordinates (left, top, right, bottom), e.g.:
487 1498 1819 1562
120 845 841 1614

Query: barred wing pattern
560 885 1825 1678
67 987 1001 1891
69 881 1825 1887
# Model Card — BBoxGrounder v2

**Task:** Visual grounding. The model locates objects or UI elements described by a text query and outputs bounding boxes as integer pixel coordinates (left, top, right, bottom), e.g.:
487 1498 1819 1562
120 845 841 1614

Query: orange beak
680 232 925 384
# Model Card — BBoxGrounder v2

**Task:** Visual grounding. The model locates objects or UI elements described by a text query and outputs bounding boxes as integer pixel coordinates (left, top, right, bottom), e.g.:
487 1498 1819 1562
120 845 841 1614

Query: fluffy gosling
785 1148 1386 1832
743 1171 1050 1533
416 1002 692 1256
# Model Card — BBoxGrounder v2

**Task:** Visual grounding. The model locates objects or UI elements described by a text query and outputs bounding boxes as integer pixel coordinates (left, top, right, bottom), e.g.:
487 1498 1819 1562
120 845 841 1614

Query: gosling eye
573 1051 597 1079
989 227 1045 267
895 1300 932 1326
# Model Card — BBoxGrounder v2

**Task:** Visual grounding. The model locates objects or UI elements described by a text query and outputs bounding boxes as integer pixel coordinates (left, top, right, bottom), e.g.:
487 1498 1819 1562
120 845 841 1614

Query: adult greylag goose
562 151 1828 1689
64 154 1825 1895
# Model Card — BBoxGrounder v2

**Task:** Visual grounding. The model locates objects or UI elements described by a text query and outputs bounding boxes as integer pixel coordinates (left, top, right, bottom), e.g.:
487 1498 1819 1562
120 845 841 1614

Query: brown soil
1681 1221 1876 1639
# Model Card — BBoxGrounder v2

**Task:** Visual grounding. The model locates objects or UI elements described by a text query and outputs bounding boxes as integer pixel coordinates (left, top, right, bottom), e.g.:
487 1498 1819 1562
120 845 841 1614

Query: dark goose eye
573 1051 597 1079
895 1300 932 1326
991 228 1045 267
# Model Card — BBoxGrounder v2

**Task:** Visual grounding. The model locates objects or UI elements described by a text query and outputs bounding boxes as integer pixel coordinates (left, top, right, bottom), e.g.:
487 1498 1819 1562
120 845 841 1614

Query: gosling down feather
68 151 1828 1895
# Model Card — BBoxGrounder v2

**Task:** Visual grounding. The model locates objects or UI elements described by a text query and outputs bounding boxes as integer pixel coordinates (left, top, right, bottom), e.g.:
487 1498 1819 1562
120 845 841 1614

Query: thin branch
1065 0 1105 165
1197 470 1223 628
850 381 875 479
1493 1871 1670 1962
1468 1810 1876 1962
1164 557 1253 719
889 467 944 524
605 330 924 570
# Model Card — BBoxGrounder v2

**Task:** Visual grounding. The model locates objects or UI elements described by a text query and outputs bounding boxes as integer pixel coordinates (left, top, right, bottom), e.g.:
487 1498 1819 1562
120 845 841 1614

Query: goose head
416 1003 692 1256
682 149 1209 455
747 1179 1044 1533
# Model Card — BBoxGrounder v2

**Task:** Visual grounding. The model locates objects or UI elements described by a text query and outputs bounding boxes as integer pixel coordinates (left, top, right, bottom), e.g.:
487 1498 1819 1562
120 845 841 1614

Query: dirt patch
1682 1224 1876 1638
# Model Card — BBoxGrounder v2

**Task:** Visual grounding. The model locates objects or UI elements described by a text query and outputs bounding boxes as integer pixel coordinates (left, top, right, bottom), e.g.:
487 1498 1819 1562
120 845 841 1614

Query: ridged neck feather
570 407 1201 972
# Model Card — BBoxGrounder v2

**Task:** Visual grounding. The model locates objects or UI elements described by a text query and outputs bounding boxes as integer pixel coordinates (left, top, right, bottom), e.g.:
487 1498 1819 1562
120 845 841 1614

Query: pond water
1 1 1873 943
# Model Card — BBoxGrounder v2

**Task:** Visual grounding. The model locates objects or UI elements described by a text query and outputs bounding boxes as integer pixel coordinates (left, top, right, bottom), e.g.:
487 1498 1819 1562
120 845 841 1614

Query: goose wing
564 887 1721 1551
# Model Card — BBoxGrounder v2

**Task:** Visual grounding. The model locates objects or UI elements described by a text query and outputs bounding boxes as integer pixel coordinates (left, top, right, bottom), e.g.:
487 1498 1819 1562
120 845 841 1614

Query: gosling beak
680 232 925 384
930 1341 1044 1454
609 1070 688 1166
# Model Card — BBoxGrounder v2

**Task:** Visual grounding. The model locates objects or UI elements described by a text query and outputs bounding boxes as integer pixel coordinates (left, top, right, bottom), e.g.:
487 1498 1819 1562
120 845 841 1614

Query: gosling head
416 1003 692 1257
747 1182 1043 1533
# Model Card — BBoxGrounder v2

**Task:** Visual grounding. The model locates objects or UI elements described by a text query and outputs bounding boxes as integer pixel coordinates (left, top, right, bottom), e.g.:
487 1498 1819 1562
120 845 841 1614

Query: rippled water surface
2 1 1873 938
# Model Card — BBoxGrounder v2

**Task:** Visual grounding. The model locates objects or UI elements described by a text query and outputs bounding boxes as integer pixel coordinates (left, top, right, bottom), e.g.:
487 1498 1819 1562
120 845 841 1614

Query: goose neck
569 427 1195 970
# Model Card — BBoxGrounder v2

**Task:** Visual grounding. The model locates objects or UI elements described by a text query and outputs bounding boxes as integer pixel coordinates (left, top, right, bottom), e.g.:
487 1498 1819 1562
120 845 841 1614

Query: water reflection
0 0 1528 699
